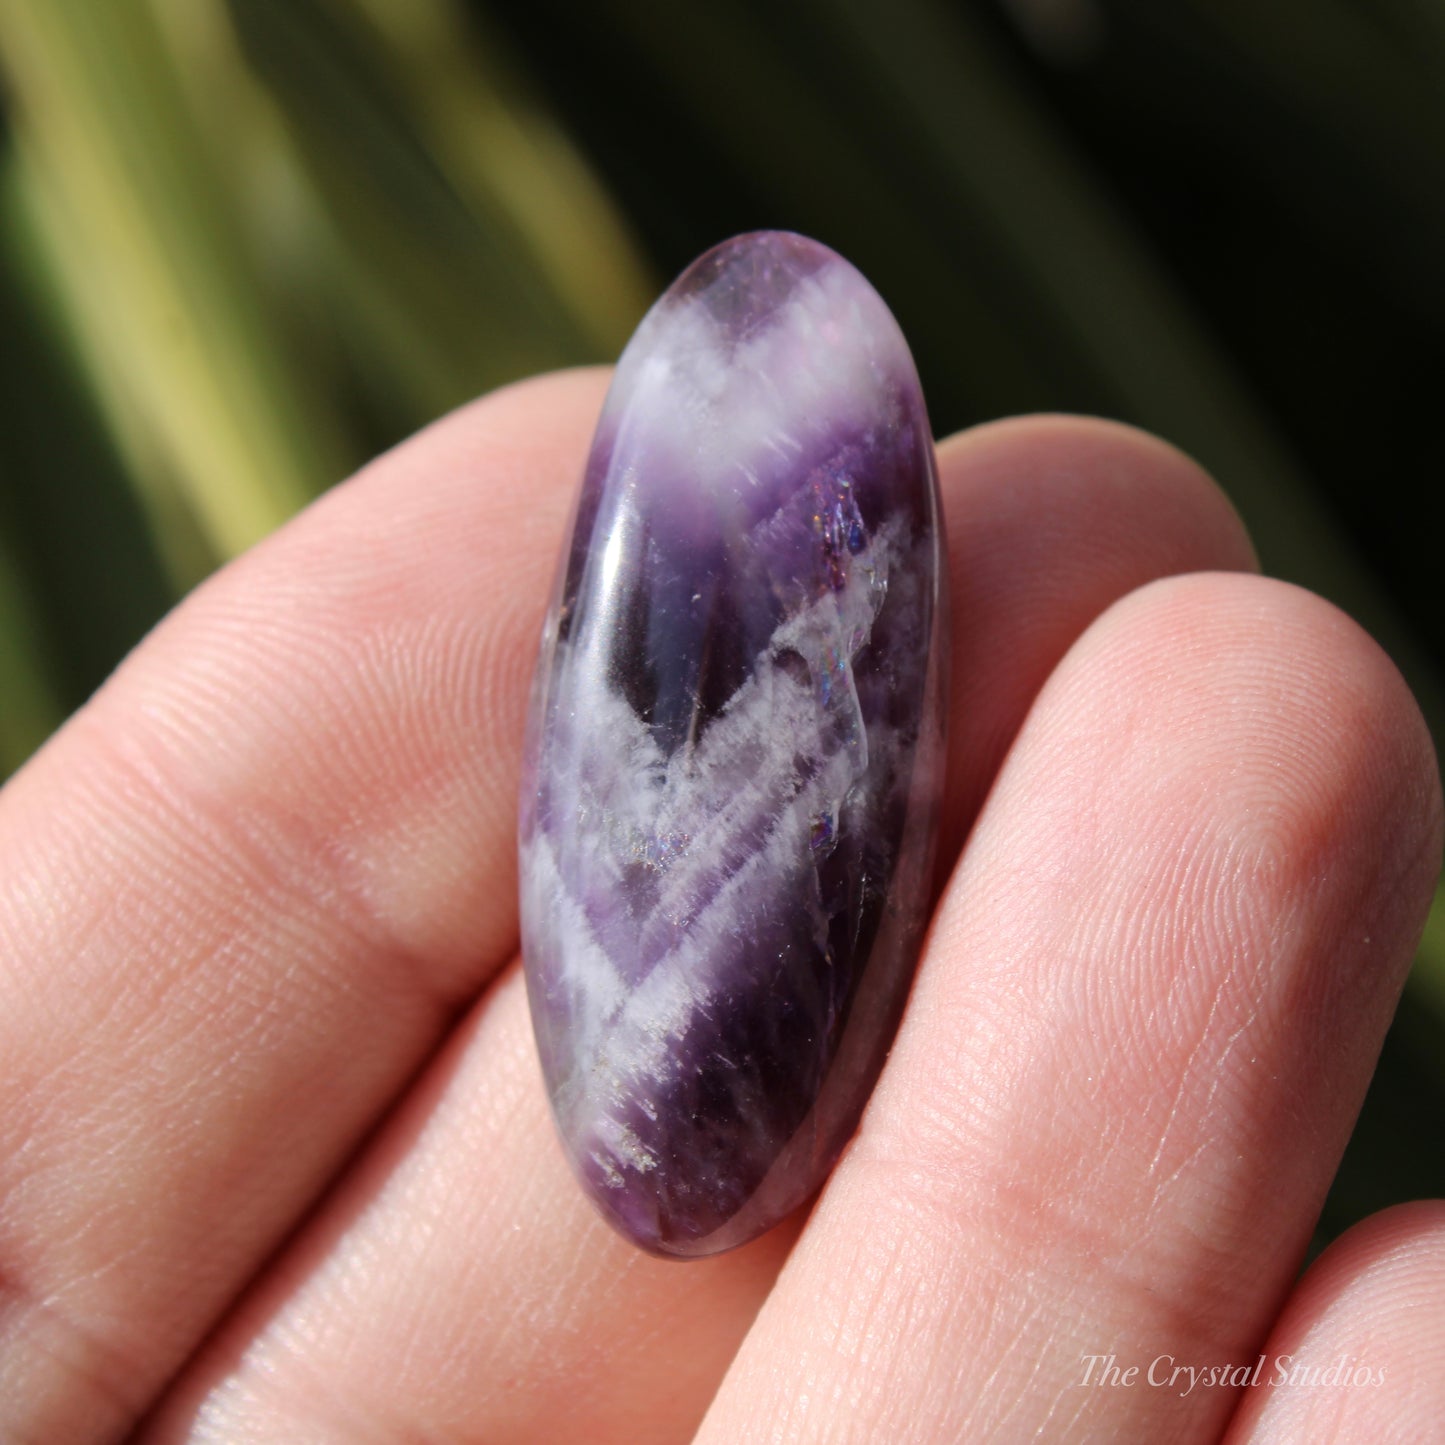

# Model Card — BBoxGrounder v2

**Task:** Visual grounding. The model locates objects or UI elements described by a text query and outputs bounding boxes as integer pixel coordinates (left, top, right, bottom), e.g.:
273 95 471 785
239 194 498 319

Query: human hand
1 369 1439 1442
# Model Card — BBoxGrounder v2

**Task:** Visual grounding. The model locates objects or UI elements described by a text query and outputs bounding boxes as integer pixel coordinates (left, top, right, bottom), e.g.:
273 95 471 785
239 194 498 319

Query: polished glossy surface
519 232 946 1256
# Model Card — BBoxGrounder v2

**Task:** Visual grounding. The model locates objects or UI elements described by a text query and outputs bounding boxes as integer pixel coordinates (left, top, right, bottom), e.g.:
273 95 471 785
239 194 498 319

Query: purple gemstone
519 232 947 1257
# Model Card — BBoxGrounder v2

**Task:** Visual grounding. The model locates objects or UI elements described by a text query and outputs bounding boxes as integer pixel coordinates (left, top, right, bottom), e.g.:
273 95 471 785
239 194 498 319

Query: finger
1225 1200 1445 1442
142 418 1256 1444
932 414 1257 862
0 368 611 1444
695 573 1443 1445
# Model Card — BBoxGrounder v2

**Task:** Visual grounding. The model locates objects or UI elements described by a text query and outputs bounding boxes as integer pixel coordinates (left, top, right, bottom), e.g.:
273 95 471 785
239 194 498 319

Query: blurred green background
0 0 1441 1248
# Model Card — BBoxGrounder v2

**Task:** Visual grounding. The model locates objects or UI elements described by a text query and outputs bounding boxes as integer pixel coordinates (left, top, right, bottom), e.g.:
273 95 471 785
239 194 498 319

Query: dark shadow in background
477 0 1445 1245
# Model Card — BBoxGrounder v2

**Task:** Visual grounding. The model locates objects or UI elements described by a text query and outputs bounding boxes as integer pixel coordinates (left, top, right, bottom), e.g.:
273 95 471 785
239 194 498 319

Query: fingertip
1102 572 1443 921
1294 1199 1445 1315
357 364 613 480
927 414 1263 861
1027 571 1442 1089
936 413 1259 578
1227 1200 1445 1443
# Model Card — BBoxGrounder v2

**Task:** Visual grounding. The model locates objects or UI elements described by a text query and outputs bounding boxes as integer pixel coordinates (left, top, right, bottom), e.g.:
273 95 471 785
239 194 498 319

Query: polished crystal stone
519 232 946 1257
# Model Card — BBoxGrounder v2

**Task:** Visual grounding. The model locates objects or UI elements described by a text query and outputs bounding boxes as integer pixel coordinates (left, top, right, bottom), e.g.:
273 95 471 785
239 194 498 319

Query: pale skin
0 368 1441 1443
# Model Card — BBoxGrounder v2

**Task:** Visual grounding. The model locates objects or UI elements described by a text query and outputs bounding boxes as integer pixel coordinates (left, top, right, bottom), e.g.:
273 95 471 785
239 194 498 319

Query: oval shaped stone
519 232 947 1257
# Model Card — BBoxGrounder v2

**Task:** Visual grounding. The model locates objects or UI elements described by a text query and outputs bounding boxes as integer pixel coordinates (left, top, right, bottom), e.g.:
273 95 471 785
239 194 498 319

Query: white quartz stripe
524 516 911 1183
